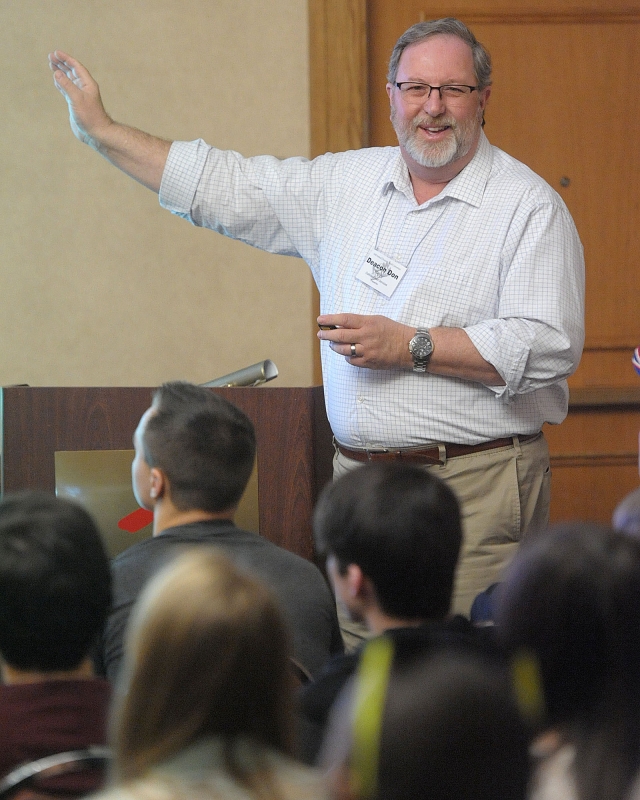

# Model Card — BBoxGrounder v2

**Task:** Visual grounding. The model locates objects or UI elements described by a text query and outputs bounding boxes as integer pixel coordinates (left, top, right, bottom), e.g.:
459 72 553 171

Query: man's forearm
428 326 505 386
89 121 172 193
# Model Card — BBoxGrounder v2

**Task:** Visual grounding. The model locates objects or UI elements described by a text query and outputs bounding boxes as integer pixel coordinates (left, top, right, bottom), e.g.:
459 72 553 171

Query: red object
118 507 153 533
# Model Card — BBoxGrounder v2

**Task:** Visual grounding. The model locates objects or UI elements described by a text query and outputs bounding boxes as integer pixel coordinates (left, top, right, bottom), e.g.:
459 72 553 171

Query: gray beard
392 107 480 169
403 128 464 168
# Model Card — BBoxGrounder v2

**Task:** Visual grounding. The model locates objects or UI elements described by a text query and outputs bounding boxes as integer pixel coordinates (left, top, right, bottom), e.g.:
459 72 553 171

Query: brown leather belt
336 432 541 466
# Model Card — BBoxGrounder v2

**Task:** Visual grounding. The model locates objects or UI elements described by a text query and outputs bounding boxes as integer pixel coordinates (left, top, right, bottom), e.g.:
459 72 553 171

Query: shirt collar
383 130 493 208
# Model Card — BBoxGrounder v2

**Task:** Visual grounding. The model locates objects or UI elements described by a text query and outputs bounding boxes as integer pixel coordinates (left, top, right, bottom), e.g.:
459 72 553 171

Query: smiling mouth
413 116 455 134
418 124 452 137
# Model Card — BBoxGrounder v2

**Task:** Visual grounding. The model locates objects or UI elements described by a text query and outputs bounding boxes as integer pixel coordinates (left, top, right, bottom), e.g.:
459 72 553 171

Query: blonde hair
111 549 294 783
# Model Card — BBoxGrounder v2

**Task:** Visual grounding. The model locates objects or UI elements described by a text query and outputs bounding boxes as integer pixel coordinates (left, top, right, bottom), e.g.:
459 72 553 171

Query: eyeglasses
395 82 478 102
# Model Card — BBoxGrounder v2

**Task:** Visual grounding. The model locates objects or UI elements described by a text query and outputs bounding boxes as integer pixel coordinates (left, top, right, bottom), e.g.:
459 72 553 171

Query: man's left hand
317 313 413 370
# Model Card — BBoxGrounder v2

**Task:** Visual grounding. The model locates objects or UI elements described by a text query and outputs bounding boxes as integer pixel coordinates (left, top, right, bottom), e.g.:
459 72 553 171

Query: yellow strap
511 648 546 725
350 636 395 799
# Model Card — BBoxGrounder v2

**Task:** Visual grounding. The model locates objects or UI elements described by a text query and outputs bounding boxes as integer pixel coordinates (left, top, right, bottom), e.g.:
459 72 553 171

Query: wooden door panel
549 464 640 523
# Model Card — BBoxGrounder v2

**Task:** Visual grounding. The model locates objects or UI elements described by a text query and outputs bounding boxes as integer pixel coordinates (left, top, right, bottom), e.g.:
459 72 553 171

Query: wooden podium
0 386 334 561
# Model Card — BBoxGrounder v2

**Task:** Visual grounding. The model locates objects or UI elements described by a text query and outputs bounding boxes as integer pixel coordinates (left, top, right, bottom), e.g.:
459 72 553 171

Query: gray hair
387 17 492 90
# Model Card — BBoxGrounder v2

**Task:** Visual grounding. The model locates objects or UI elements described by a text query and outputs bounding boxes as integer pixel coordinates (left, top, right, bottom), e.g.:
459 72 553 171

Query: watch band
409 327 434 373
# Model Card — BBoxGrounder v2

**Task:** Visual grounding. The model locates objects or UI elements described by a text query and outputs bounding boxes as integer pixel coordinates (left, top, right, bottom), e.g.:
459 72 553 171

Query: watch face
411 334 433 358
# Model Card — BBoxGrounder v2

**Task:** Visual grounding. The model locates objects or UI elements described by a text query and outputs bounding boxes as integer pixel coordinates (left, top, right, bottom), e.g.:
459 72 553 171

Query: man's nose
423 87 446 116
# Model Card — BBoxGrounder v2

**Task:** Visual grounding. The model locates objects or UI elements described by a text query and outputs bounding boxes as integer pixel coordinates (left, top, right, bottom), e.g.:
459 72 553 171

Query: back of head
0 490 111 671
313 463 462 620
113 549 293 781
376 650 530 800
387 17 492 89
496 522 640 800
144 382 256 513
496 522 640 725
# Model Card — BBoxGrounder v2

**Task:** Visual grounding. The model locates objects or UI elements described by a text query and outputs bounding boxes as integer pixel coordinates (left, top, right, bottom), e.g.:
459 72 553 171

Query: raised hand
47 50 170 192
49 50 112 147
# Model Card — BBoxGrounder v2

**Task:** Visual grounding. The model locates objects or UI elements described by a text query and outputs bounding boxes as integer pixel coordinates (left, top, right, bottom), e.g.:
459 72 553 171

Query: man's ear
149 467 166 500
345 563 366 599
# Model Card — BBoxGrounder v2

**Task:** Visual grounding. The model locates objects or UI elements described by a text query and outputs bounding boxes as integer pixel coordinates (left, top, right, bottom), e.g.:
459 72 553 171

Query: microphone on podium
200 359 278 388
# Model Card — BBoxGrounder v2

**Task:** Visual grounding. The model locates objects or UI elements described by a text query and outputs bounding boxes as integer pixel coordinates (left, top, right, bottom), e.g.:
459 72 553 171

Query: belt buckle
367 448 393 461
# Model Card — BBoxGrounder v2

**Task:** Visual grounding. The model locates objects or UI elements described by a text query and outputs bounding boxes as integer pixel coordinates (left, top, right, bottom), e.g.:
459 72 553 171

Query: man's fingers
50 50 79 70
49 52 91 90
317 312 363 330
328 340 362 360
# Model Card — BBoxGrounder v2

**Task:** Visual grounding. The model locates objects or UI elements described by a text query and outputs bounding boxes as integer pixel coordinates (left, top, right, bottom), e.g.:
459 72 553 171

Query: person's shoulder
268 751 331 800
310 145 401 183
110 528 203 590
67 676 112 701
239 532 330 582
109 535 170 591
299 651 360 721
313 145 399 164
113 520 246 563
384 617 502 664
111 533 159 566
228 525 308 560
488 143 564 203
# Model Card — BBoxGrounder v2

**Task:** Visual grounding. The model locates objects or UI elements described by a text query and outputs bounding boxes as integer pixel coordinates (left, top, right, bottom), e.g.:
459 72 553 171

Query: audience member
99 549 328 800
496 522 640 800
320 646 530 800
101 381 342 683
0 491 112 793
298 463 494 763
612 485 640 538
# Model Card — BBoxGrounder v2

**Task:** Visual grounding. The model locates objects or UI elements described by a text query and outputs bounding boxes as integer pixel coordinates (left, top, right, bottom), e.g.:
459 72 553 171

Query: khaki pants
333 433 551 650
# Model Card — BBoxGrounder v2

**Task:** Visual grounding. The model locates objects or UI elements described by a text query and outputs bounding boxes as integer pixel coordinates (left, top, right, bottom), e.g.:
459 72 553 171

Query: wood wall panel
548 463 640 522
545 399 640 522
309 0 368 156
309 0 369 383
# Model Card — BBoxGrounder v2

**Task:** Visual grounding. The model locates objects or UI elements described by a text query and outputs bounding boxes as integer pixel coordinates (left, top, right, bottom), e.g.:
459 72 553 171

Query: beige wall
0 0 314 387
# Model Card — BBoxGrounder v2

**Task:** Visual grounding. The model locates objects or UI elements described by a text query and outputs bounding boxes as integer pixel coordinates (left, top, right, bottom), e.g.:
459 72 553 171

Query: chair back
0 746 111 800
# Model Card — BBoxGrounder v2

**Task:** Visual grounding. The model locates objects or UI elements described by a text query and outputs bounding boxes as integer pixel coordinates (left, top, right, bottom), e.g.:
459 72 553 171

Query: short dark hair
387 17 492 89
313 463 462 619
143 382 256 513
0 491 112 671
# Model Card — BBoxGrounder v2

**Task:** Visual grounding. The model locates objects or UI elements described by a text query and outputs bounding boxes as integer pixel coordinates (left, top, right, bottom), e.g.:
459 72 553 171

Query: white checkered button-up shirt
160 132 585 448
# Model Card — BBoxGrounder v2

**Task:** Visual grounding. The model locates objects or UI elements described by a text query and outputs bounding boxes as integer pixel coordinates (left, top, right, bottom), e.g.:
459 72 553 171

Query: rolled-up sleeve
159 139 331 262
465 200 585 402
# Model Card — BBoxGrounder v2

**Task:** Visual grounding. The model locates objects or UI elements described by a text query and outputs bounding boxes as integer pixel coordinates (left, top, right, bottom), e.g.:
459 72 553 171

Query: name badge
356 249 407 299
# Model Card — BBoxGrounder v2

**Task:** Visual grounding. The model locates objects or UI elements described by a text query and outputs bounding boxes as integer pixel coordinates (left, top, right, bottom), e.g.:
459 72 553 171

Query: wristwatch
408 328 434 373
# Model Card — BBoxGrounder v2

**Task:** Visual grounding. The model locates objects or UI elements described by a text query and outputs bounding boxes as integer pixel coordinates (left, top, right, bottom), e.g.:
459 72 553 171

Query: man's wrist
408 328 434 372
